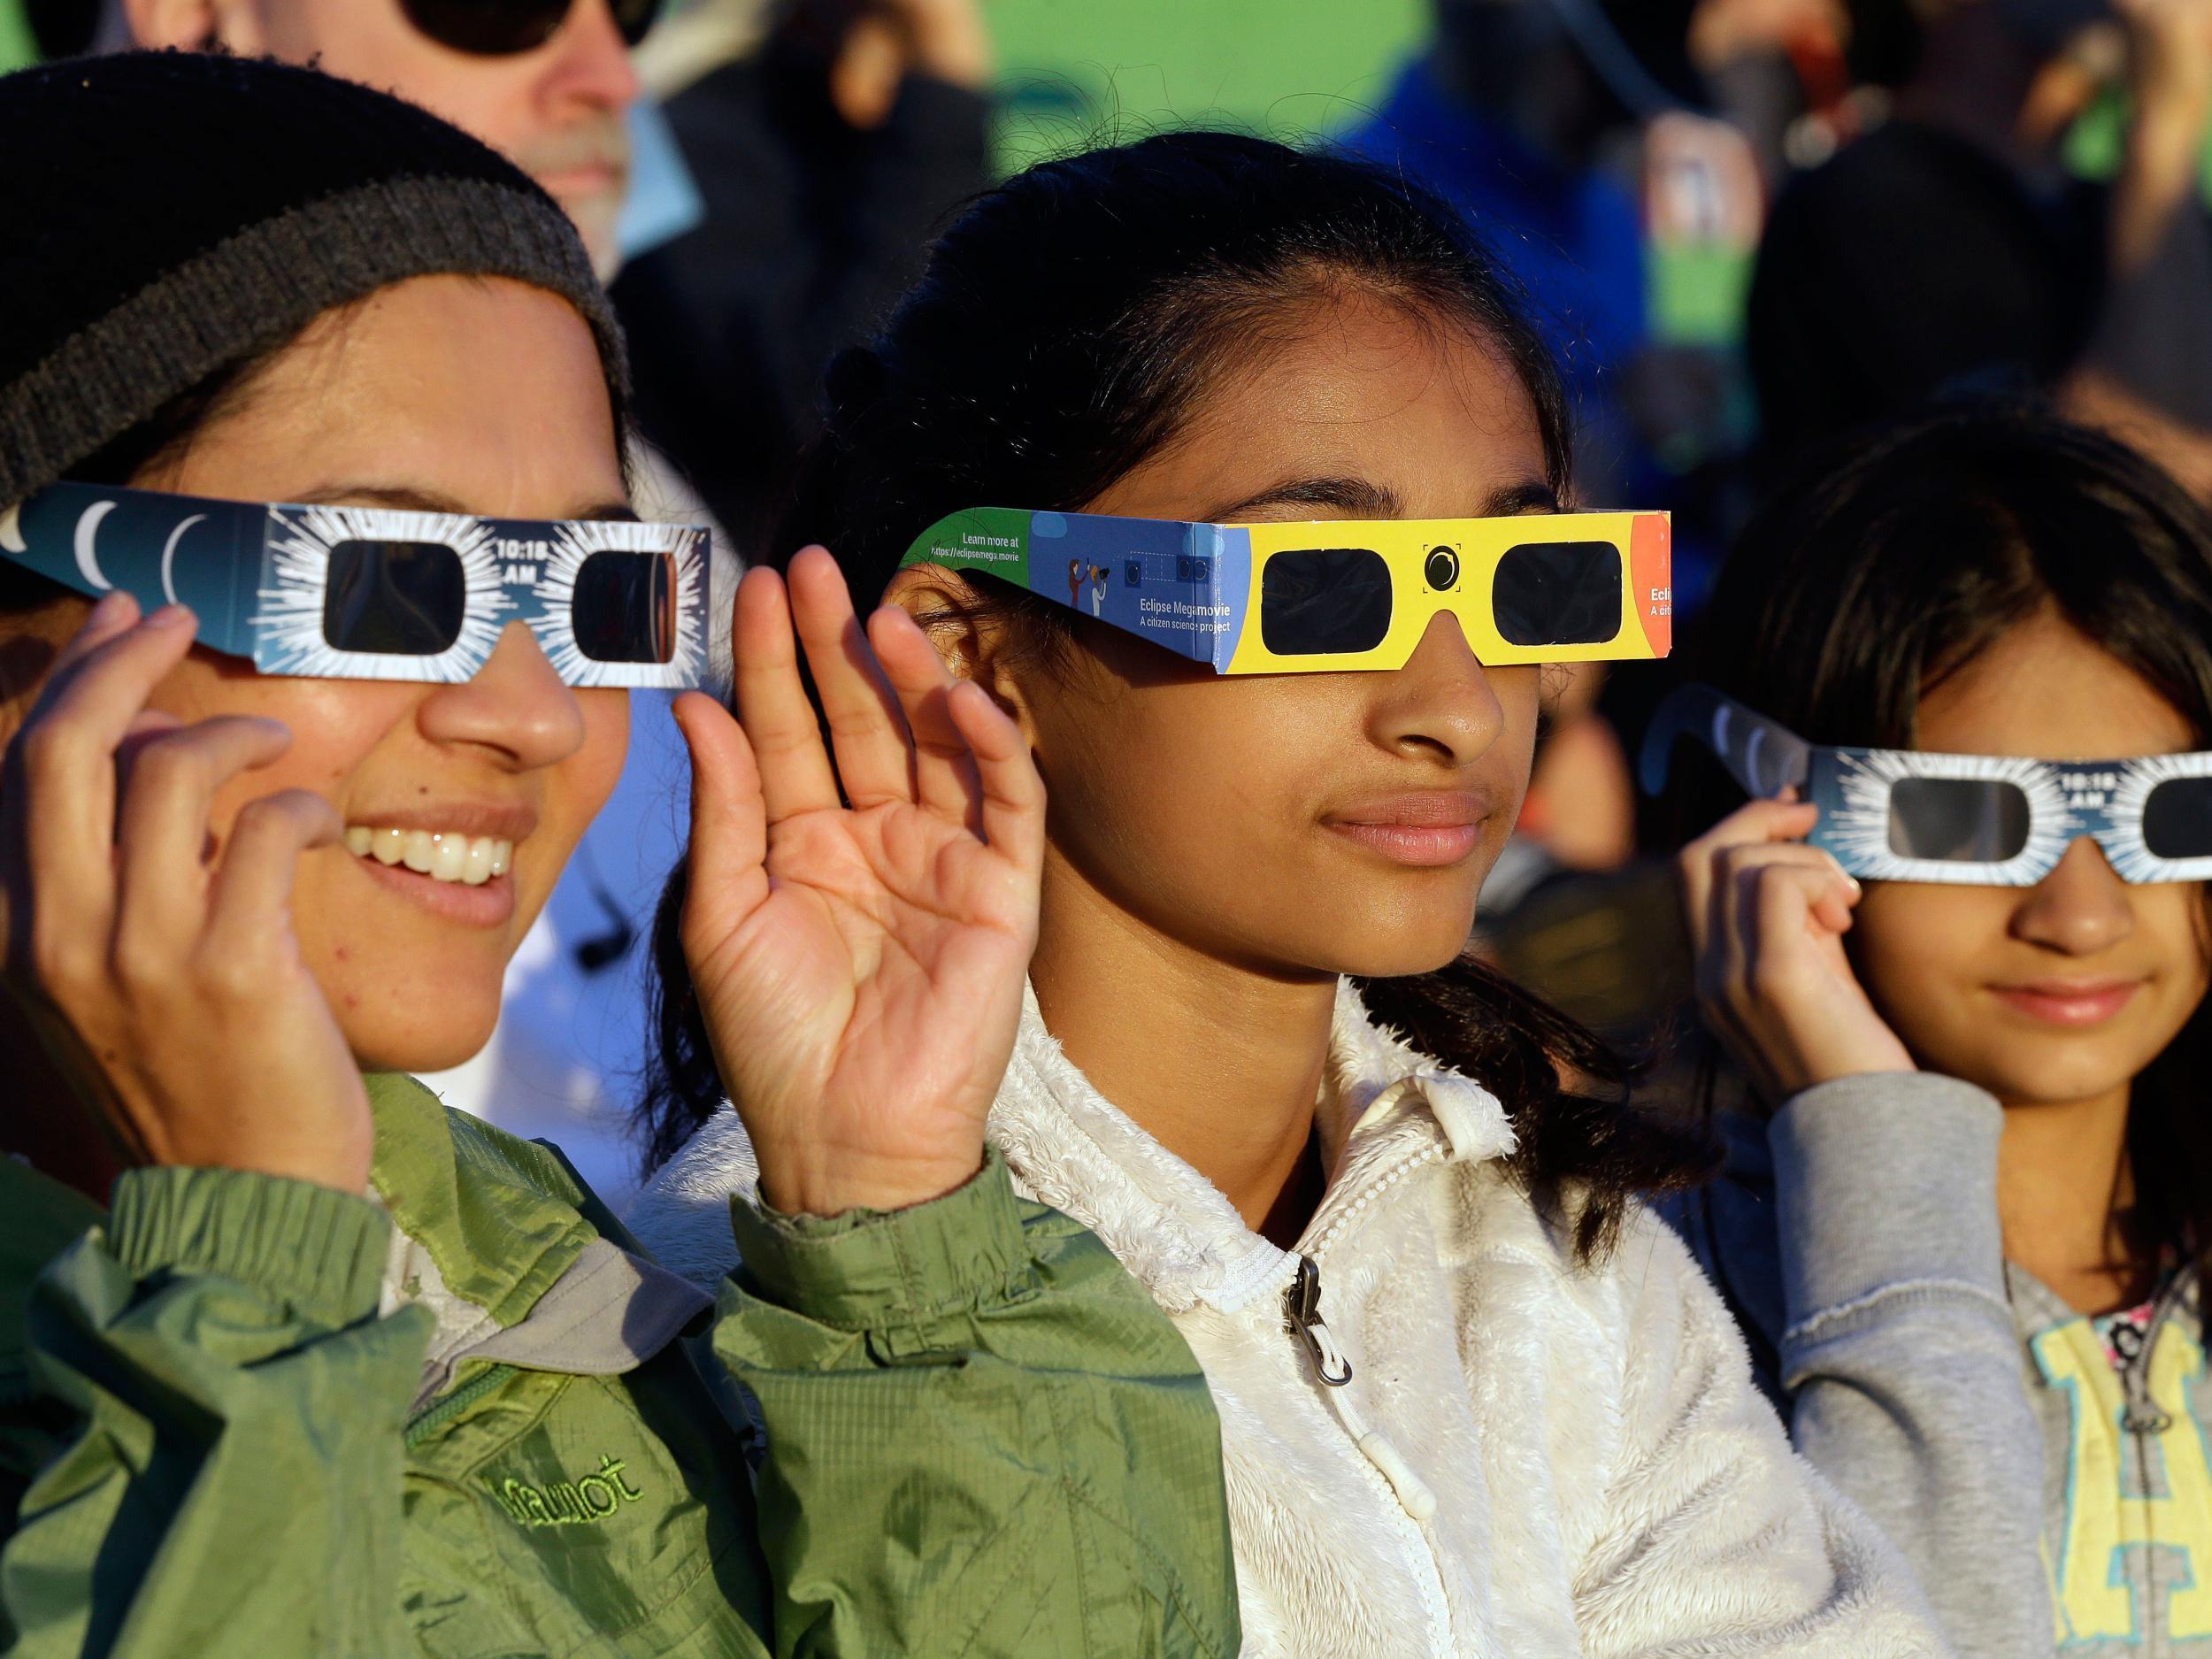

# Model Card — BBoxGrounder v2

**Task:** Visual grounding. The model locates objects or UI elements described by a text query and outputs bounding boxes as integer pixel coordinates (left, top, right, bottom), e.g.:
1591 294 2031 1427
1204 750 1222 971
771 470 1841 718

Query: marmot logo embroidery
492 1455 644 1528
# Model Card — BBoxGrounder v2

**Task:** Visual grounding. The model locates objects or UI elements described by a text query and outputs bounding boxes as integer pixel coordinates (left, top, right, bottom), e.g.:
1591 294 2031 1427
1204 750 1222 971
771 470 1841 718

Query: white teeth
429 834 468 882
347 827 515 887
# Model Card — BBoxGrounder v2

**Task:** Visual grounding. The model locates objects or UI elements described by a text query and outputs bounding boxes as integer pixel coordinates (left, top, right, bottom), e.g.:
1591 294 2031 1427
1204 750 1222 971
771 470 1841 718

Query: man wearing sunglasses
89 0 652 274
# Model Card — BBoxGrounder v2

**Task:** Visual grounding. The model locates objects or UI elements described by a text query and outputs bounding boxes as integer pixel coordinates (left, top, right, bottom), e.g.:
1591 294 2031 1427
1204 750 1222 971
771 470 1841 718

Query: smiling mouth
344 826 513 887
1987 979 2146 1026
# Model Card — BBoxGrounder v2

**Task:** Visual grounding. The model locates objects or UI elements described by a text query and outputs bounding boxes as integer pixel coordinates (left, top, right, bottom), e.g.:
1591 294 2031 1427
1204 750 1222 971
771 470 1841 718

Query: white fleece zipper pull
1283 1255 1439 1522
1350 1422 1439 1524
1285 1254 1353 1384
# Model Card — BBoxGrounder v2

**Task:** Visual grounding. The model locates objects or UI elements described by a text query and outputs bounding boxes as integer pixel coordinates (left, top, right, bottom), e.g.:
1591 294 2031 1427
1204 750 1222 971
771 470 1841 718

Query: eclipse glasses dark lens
1492 541 1622 647
324 540 467 657
1878 773 2212 864
400 0 657 57
2143 775 2212 860
1261 547 1395 656
1886 778 2033 862
572 549 680 664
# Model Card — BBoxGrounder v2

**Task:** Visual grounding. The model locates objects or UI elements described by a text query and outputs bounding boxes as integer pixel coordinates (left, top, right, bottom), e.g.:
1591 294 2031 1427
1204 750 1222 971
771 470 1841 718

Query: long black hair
1686 400 2212 1279
638 130 1715 1256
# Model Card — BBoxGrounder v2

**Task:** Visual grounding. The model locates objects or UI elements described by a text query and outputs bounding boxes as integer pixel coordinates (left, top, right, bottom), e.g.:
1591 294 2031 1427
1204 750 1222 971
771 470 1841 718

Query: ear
882 565 1041 742
121 0 263 52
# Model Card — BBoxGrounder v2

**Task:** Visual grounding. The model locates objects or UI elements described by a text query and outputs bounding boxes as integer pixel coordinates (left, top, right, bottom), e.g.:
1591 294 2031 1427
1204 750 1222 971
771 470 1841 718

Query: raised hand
1678 795 1916 1109
824 0 993 128
2109 0 2212 268
2118 0 2212 130
0 593 370 1190
674 549 1044 1216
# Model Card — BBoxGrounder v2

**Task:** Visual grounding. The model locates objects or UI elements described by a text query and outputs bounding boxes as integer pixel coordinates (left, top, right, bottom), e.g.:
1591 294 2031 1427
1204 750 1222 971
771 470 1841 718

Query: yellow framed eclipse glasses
900 506 1671 673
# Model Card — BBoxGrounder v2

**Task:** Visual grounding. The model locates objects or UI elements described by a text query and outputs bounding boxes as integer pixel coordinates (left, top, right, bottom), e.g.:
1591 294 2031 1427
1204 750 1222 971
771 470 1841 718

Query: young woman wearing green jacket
0 52 1238 1659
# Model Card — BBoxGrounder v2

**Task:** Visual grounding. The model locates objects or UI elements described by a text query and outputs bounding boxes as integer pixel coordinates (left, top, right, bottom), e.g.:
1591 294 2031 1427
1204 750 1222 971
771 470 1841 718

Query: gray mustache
513 115 631 181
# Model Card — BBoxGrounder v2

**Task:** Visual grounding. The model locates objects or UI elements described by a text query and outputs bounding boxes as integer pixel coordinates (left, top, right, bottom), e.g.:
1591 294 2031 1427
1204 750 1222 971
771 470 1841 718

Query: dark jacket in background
612 55 992 553
1748 120 2103 472
1749 117 2212 478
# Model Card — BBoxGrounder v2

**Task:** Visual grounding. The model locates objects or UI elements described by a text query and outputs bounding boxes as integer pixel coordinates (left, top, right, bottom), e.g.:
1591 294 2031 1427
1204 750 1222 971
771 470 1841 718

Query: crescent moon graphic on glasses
160 514 206 605
0 504 23 555
73 501 117 592
1745 726 1768 794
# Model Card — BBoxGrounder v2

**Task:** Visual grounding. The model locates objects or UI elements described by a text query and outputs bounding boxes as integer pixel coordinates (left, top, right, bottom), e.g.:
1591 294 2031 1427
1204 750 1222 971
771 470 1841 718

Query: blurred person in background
1751 0 2212 495
614 0 995 558
1344 1 1763 1033
73 0 647 279
1686 0 1872 183
1342 0 1694 510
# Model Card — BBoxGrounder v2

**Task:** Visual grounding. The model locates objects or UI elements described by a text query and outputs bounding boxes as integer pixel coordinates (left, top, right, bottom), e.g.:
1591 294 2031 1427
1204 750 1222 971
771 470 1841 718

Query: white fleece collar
992 978 1514 1315
625 978 1517 1313
987 979 1287 1316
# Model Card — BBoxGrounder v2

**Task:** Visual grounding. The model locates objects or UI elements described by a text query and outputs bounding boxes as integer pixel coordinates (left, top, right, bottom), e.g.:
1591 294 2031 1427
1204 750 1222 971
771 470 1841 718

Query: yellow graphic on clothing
2034 1317 2212 1643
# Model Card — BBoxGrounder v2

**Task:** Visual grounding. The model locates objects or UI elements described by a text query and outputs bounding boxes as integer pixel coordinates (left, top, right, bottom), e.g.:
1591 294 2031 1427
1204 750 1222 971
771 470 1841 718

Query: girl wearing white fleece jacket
1657 406 2212 1659
630 132 1947 1657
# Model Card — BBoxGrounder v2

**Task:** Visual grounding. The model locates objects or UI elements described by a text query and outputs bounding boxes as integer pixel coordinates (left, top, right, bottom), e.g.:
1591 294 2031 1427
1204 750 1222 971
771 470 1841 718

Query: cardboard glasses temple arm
3 483 266 657
1638 683 1814 801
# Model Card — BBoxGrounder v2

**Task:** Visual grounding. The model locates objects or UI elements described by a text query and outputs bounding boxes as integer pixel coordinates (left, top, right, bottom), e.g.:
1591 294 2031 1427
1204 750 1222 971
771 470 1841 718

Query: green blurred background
0 0 1432 133
984 0 1424 164
0 1 31 71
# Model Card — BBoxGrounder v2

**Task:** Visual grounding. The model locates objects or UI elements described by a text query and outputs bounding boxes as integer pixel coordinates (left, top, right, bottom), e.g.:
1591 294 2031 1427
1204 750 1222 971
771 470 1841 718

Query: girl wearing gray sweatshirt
1656 403 2212 1659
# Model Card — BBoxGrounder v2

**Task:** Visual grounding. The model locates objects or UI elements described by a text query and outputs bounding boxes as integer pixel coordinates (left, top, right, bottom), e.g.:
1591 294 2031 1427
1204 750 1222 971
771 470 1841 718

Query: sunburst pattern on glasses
526 519 707 689
1824 748 2076 886
2100 752 2212 884
254 505 508 682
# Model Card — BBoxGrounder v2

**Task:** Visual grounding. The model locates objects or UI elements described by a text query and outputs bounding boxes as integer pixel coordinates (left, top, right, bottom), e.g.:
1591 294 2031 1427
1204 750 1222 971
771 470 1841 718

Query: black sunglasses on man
399 0 659 56
24 0 658 59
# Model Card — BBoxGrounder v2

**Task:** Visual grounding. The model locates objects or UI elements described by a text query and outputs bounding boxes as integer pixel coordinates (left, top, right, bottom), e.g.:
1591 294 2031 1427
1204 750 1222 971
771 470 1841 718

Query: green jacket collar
365 1072 599 1333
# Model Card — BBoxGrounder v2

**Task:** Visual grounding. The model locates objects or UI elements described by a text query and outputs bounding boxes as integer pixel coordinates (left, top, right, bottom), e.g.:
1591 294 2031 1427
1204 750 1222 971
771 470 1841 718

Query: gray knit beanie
0 50 629 508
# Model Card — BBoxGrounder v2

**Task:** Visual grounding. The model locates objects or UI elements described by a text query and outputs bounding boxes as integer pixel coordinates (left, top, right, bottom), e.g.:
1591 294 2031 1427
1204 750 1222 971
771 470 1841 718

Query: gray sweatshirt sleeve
1770 1073 2052 1659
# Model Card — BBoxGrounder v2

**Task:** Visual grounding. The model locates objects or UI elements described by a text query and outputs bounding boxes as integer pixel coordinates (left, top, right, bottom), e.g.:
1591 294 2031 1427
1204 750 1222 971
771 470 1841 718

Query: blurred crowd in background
12 0 2207 1195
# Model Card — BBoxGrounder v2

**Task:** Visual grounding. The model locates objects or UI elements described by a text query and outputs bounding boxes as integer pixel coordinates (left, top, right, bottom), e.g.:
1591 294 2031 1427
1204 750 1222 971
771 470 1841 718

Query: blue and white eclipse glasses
1641 684 2212 887
0 482 709 688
